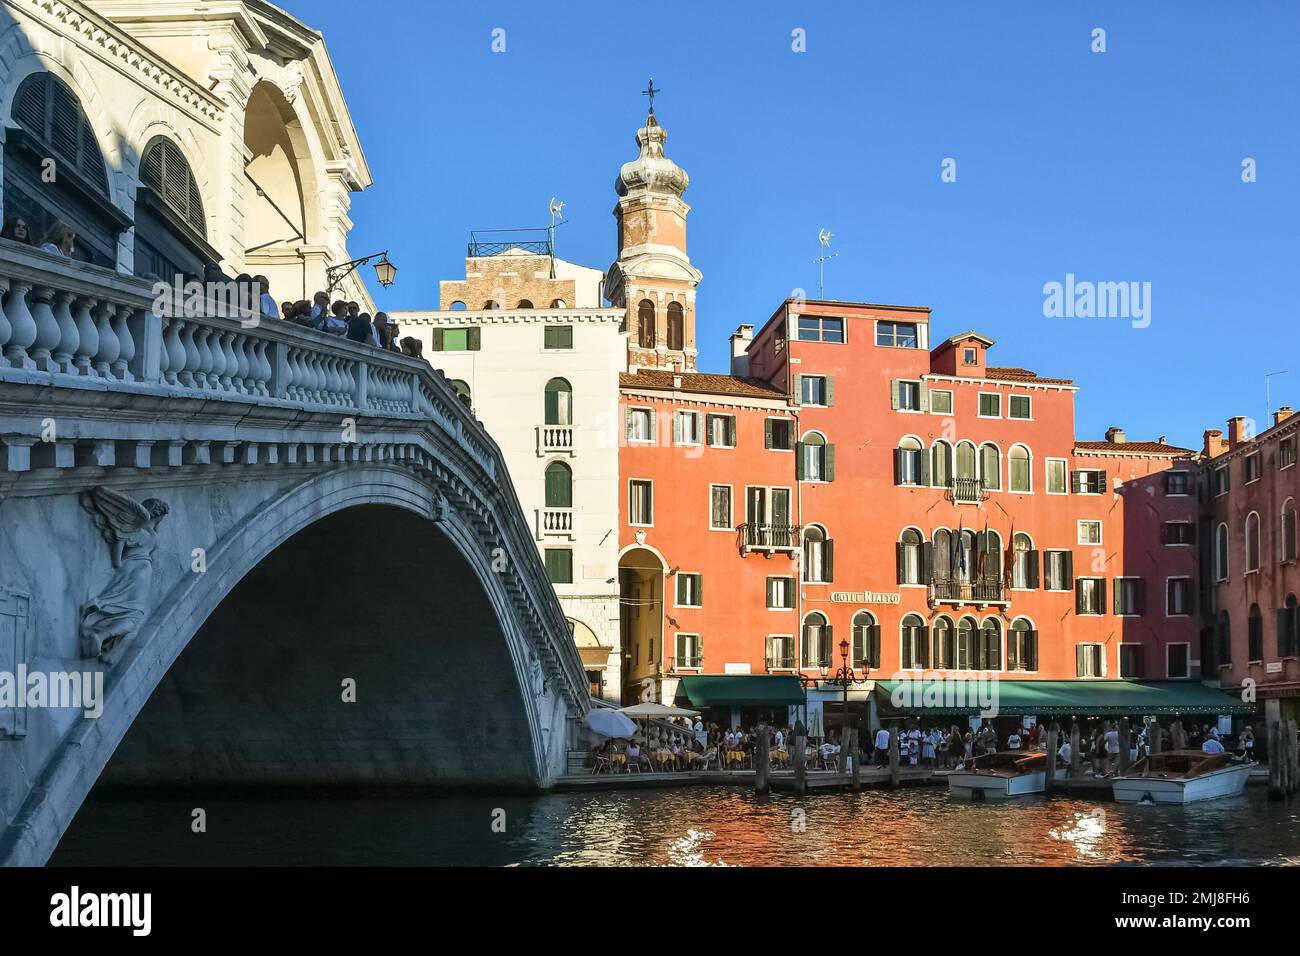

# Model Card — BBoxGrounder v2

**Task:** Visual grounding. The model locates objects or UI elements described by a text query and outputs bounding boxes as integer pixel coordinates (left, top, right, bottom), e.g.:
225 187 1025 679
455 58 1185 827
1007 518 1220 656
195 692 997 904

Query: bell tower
605 81 702 372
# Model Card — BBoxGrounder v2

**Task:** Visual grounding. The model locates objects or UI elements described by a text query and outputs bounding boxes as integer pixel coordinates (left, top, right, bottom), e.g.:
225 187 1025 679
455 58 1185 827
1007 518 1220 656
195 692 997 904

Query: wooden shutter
793 375 803 405
918 448 930 485
672 412 683 444
893 448 903 485
697 575 703 606
823 539 834 582
1076 644 1086 676
825 376 836 406
764 419 774 449
890 380 901 410
1076 580 1086 614
1063 551 1074 588
431 328 445 351
824 444 835 481
918 382 929 412
921 542 933 582
1027 550 1040 588
726 416 736 446
1098 578 1107 614
795 443 806 480
1027 631 1039 671
1113 579 1123 615
896 542 906 585
1135 579 1146 615
920 626 930 668
1007 631 1019 671
1070 470 1082 494
467 327 481 351
766 578 775 608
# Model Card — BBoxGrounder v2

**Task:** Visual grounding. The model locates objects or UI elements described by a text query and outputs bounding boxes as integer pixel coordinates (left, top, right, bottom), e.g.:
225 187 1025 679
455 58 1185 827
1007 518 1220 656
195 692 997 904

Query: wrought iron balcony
673 656 703 670
946 477 988 504
766 654 796 671
537 424 573 455
929 577 1008 606
740 522 800 553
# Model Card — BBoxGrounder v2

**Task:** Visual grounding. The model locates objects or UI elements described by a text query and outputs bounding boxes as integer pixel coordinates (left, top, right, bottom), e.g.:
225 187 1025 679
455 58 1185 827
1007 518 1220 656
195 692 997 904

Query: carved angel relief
79 487 170 663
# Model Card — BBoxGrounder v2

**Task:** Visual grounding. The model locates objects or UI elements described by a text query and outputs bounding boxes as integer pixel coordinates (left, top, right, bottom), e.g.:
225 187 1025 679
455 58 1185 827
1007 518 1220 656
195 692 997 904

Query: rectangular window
1076 577 1105 615
1045 550 1072 591
1166 577 1191 616
1076 643 1105 678
1072 469 1106 494
1244 452 1261 483
897 380 922 411
1046 459 1067 495
1166 643 1190 679
626 407 653 442
767 635 795 670
1008 395 1032 420
543 325 572 349
436 327 481 352
800 375 828 406
766 418 794 451
1282 437 1296 470
628 479 653 526
1163 521 1195 545
797 315 844 343
675 633 701 669
1119 644 1144 679
675 573 702 608
875 320 919 348
1213 465 1230 497
1164 470 1190 495
1077 520 1102 545
705 414 736 448
544 548 572 584
674 410 702 445
977 393 1001 418
929 389 952 415
963 347 978 366
709 485 732 530
1114 577 1143 615
766 576 796 610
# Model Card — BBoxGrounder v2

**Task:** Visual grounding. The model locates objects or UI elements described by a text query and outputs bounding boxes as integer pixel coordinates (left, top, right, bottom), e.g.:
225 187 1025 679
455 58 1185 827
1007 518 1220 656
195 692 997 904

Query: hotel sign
830 590 901 605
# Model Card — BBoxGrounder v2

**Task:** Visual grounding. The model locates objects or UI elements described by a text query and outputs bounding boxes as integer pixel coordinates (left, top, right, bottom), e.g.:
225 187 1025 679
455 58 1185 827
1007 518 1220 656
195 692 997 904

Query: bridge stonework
0 246 588 866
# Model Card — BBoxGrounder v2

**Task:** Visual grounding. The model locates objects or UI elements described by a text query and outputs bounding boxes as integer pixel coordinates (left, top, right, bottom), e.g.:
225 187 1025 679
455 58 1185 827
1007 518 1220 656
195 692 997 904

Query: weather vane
815 228 838 299
642 77 660 116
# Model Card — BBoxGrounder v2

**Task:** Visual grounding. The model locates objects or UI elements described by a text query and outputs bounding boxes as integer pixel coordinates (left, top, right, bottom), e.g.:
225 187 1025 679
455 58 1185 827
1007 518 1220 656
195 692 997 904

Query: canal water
51 784 1300 867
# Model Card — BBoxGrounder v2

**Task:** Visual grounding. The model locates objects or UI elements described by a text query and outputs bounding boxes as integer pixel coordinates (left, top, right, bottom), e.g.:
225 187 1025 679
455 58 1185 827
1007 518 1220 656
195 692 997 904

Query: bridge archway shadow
53 504 536 860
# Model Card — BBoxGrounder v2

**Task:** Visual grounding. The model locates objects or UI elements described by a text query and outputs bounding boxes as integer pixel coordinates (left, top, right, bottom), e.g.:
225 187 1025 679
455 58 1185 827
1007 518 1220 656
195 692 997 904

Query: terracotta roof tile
1074 440 1196 455
985 366 1074 386
619 370 786 399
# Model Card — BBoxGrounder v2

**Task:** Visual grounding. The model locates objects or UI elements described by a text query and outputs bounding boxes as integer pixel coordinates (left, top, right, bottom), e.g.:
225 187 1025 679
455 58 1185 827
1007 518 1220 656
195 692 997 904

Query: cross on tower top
642 77 660 116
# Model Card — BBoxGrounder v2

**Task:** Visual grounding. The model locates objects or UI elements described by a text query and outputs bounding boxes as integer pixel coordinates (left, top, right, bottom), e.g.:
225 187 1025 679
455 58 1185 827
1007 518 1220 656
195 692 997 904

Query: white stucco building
393 245 626 700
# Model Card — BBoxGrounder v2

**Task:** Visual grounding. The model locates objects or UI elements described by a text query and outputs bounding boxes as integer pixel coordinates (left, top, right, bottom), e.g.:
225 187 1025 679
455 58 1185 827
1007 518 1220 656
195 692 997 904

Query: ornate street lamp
826 636 871 768
325 250 397 295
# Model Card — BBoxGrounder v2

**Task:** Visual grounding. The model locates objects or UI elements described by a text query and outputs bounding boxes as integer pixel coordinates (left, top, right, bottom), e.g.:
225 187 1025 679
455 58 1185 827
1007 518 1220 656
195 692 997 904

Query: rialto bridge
0 243 591 866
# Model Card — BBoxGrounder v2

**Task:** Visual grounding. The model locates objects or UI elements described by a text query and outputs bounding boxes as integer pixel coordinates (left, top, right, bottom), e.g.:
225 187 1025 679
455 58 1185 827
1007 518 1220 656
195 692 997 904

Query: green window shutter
727 417 736 446
697 575 703 605
824 444 835 481
1027 632 1038 671
1099 470 1108 493
672 412 683 444
920 626 930 668
1076 644 1086 676
893 448 903 485
921 542 933 581
823 539 834 582
825 376 836 407
766 578 774 607
1063 551 1074 588
1070 471 1082 494
764 419 774 449
625 409 634 440
1135 578 1145 615
467 327 481 351
918 448 930 485
795 443 806 480
545 389 559 425
431 328 445 351
1075 580 1086 614
704 415 715 446
793 374 803 406
1113 580 1122 615
1027 550 1040 588
918 382 929 412
890 379 901 410
869 625 881 668
896 542 906 585
1099 578 1107 614
1007 632 1019 671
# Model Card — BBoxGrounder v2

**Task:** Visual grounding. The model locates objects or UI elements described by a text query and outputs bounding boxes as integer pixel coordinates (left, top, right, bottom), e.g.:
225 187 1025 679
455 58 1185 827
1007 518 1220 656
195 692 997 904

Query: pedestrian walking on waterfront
1103 721 1120 775
1007 729 1022 751
874 725 890 767
1240 724 1255 760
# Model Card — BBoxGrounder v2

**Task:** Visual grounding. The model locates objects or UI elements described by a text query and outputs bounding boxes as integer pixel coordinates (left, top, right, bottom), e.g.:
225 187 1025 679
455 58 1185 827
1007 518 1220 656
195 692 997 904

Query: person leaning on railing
1 215 34 245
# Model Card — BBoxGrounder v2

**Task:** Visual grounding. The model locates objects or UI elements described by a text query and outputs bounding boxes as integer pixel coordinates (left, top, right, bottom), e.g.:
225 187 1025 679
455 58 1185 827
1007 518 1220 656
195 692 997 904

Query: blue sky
292 0 1299 450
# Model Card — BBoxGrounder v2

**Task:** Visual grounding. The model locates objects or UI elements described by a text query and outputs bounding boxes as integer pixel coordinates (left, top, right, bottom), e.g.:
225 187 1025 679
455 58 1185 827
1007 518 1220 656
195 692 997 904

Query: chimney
1203 428 1227 459
1226 416 1249 449
1275 406 1294 428
1105 426 1126 444
729 324 754 377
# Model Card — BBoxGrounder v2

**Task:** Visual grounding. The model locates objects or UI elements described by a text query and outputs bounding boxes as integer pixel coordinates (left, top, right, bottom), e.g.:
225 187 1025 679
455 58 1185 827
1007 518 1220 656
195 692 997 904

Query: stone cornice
392 309 625 327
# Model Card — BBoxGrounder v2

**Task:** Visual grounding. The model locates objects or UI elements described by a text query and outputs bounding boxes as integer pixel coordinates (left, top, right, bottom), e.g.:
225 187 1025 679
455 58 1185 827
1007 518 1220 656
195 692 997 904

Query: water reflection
52 786 1300 867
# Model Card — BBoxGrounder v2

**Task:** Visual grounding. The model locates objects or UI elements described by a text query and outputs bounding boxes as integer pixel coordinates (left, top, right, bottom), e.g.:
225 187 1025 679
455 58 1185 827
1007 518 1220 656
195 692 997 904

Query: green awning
675 675 806 708
873 680 1256 717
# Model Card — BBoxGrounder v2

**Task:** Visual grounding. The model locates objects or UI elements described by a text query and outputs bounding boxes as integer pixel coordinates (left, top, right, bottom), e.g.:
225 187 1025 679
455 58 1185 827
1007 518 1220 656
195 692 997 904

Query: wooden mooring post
755 721 770 795
1268 720 1282 799
1044 722 1059 794
792 720 807 796
849 728 861 791
1117 718 1131 775
888 725 901 788
1069 722 1081 778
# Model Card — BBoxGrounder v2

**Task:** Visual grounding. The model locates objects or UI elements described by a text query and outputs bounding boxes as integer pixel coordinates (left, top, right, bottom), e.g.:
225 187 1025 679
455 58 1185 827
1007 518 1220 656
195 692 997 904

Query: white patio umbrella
618 702 700 719
585 708 638 739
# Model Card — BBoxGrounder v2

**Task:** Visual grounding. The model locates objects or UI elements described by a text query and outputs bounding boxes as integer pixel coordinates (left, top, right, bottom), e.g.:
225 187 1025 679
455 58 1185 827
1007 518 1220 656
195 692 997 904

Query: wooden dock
553 765 945 792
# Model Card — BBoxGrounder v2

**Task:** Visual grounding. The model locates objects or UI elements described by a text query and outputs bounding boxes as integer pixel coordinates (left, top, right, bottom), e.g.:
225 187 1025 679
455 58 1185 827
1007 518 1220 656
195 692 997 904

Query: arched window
956 529 976 582
980 443 1001 491
1008 618 1038 672
896 437 924 486
1009 444 1031 492
932 528 952 581
1282 499 1297 563
1215 523 1229 580
955 441 977 481
980 618 1002 670
135 136 214 280
667 301 684 351
1011 532 1036 589
803 525 832 584
450 379 471 404
140 138 206 236
800 432 828 482
956 617 977 670
852 610 879 668
1246 512 1261 573
516 299 534 309
979 530 1002 587
549 298 566 308
901 613 927 670
898 528 925 585
802 612 830 668
1248 603 1263 661
450 300 468 310
638 299 657 349
1281 594 1299 658
544 377 572 425
933 616 955 669
931 440 952 489
483 299 500 310
7 71 119 266
544 461 572 508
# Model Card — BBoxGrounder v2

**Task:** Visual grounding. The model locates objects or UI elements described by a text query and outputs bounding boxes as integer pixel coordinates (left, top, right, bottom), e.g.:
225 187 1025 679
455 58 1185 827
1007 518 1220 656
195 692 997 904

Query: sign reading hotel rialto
830 590 901 605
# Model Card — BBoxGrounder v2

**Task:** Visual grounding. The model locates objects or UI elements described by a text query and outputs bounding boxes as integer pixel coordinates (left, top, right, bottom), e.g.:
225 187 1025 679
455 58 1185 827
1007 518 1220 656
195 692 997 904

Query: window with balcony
709 485 733 531
706 414 736 448
675 573 702 608
802 612 832 667
1007 619 1038 672
544 378 572 425
745 487 794 549
675 632 701 669
766 635 795 670
544 461 572 509
628 479 653 526
1076 643 1106 678
852 611 881 668
798 316 844 343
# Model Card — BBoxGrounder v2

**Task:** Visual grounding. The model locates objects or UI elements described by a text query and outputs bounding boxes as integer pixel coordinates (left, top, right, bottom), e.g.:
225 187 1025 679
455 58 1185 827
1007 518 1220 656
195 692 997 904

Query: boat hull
948 769 1049 800
1112 763 1254 804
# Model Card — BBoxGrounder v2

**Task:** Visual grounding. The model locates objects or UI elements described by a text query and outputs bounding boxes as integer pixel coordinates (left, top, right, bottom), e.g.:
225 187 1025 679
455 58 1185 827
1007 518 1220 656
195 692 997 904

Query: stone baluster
254 338 272 396
308 353 324 404
72 296 97 375
28 286 62 372
3 280 37 369
110 305 134 380
232 334 251 393
194 326 214 388
207 327 228 390
156 317 171 383
0 278 12 350
178 321 199 387
50 291 79 374
91 300 119 377
216 331 235 391
162 318 184 385
326 356 343 405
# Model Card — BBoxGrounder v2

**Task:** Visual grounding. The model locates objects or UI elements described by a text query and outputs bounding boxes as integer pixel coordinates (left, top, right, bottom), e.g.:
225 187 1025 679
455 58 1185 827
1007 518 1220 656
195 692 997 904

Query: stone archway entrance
618 547 665 704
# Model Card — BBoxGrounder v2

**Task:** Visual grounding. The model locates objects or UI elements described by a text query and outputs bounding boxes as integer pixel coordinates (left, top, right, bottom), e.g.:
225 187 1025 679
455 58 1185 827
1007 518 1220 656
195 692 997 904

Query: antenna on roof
814 228 837 299
547 197 567 278
1266 369 1288 424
